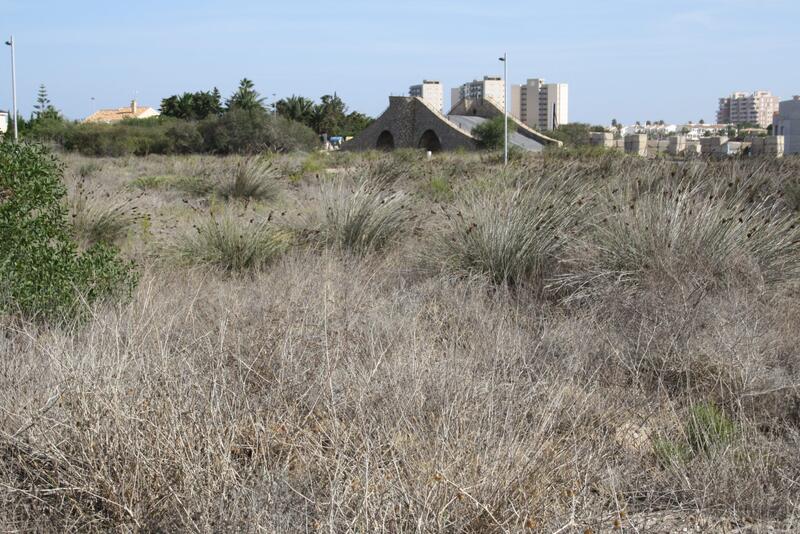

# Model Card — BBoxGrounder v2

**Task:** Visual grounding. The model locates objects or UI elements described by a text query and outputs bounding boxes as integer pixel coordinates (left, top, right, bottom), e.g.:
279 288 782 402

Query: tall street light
4 35 18 142
498 53 507 165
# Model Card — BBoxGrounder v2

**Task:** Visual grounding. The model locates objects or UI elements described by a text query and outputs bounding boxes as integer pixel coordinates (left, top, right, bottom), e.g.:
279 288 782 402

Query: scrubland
2 148 800 532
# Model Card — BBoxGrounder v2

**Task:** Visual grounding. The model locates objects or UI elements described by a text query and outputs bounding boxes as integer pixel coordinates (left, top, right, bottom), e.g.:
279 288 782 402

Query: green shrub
173 213 291 271
63 118 172 156
0 143 136 320
432 171 588 288
471 116 517 149
199 109 318 154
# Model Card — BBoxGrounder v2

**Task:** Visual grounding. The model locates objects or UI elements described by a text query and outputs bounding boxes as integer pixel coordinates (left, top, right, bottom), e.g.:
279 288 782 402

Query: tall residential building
409 80 444 113
774 96 800 155
511 78 568 131
0 110 8 135
717 90 779 128
451 76 505 110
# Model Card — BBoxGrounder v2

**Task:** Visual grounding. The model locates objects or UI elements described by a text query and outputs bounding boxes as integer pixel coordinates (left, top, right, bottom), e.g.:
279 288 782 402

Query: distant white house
0 110 8 135
621 123 678 138
678 123 733 141
83 100 159 124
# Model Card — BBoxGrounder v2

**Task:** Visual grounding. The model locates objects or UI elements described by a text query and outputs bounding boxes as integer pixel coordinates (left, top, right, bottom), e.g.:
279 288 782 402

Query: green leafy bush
0 143 136 320
199 109 318 154
471 116 517 149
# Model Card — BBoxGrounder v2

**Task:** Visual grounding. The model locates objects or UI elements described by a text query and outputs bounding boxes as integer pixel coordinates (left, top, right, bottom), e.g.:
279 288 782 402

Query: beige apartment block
717 90 779 128
409 80 444 114
511 78 568 131
451 76 505 110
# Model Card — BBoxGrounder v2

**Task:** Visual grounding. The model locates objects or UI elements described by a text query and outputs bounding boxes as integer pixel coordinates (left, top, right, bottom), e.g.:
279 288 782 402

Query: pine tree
33 84 51 118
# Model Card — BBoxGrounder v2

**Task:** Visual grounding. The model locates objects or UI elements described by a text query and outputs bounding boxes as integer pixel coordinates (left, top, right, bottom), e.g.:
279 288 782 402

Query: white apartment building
717 90 779 128
409 80 444 113
511 78 568 131
0 111 8 135
450 76 505 110
774 96 800 155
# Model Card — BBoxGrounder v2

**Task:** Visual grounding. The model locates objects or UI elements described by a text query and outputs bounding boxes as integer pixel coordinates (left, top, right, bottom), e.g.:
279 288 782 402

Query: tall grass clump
557 176 800 296
173 213 291 271
216 156 282 201
432 170 589 288
306 179 412 255
70 180 141 247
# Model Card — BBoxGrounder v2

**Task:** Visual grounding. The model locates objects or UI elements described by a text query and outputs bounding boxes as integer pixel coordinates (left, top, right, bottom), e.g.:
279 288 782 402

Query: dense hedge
25 111 319 156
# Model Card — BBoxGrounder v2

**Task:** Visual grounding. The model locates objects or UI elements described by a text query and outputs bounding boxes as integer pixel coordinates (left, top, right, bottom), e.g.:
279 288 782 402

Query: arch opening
418 129 442 152
376 130 395 151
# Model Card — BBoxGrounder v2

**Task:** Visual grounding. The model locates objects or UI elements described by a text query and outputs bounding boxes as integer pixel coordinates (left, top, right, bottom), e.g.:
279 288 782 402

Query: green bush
0 143 136 320
63 118 172 156
471 116 517 149
199 109 318 154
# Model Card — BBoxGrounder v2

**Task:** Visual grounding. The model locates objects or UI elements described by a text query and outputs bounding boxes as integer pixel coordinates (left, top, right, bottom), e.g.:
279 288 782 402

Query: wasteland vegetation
1 144 800 532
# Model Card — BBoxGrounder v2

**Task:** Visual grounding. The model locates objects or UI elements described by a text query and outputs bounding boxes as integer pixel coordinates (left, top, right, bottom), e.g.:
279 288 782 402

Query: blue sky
2 0 799 124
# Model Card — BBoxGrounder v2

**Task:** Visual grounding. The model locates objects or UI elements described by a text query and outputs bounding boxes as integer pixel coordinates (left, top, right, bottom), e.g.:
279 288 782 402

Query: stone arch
418 129 442 152
376 130 395 151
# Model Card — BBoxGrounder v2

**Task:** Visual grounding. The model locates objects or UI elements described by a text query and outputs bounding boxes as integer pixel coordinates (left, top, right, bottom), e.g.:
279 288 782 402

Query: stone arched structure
376 130 395 150
418 129 442 152
344 96 562 152
344 97 477 152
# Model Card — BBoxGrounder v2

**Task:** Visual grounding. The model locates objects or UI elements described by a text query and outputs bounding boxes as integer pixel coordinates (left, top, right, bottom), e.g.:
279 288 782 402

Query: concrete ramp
447 115 543 152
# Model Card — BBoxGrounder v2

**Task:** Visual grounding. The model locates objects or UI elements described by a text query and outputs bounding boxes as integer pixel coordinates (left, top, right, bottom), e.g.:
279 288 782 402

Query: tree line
8 79 374 155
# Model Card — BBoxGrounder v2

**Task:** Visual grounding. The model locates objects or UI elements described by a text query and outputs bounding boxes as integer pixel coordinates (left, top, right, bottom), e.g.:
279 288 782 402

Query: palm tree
275 95 314 124
226 78 265 112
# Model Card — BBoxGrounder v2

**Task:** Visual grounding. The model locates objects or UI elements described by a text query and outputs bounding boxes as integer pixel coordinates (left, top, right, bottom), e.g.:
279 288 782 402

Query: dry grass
2 151 800 532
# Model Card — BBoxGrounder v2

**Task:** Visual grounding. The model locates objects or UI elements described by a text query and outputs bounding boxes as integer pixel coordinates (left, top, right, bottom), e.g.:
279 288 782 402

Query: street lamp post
5 35 18 142
498 53 508 165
